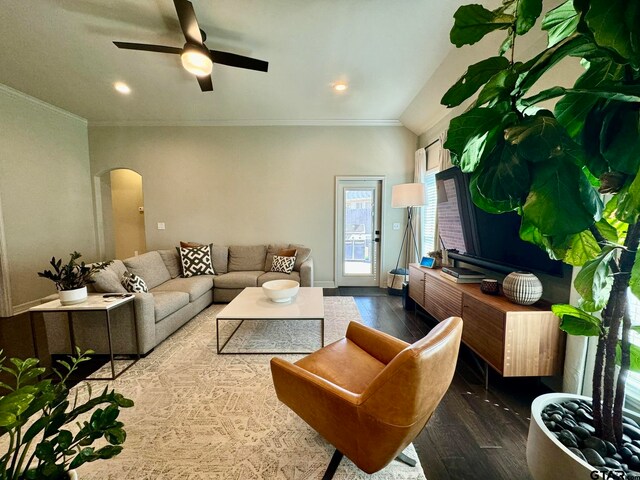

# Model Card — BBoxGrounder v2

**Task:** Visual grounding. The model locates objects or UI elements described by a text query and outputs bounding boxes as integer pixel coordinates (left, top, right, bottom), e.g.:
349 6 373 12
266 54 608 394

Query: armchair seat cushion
258 271 301 286
152 291 189 322
152 276 214 302
295 338 385 394
213 271 262 289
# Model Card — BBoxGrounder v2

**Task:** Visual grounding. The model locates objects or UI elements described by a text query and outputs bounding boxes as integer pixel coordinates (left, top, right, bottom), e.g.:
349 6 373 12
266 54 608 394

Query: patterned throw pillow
179 245 215 277
121 272 148 293
271 255 296 274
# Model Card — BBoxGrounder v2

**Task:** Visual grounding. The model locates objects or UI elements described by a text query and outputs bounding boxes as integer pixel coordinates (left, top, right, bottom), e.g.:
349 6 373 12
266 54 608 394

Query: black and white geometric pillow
271 255 296 274
179 246 215 277
121 272 148 293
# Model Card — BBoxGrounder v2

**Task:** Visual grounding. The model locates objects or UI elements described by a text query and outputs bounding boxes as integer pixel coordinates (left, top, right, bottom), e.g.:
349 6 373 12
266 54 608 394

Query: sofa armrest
299 257 313 287
346 321 409 365
132 292 156 354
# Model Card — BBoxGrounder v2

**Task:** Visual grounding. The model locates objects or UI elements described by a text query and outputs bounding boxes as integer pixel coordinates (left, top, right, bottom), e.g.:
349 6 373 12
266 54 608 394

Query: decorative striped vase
502 272 543 306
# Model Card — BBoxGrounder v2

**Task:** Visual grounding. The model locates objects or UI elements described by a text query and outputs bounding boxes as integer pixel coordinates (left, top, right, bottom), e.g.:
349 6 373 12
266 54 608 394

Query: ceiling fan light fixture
181 44 213 77
333 82 348 92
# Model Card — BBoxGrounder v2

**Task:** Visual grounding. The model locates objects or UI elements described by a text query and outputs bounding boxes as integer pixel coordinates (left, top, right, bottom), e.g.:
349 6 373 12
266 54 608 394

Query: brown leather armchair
270 316 463 478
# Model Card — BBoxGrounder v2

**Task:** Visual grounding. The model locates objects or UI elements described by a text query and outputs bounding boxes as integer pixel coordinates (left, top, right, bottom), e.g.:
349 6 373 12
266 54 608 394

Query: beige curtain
438 130 453 171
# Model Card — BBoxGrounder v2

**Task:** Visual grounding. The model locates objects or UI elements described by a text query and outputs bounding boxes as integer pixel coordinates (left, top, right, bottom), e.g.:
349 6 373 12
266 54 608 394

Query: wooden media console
408 264 565 377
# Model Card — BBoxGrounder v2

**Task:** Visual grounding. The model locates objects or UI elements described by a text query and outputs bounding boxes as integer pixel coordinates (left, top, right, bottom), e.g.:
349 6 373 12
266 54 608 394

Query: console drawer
425 276 462 321
462 295 505 372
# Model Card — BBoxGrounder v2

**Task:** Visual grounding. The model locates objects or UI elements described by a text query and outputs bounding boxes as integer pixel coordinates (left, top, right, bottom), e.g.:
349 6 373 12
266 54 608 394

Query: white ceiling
0 0 469 131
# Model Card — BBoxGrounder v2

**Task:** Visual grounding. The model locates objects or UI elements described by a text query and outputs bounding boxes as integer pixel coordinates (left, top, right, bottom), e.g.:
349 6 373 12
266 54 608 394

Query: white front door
335 178 383 287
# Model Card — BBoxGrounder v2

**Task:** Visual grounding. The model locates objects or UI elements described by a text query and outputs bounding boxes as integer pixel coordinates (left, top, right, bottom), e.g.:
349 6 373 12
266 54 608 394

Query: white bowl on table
262 280 300 303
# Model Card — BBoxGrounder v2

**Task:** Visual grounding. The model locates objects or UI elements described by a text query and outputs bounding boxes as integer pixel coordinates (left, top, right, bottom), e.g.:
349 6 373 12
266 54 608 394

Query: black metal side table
29 293 140 380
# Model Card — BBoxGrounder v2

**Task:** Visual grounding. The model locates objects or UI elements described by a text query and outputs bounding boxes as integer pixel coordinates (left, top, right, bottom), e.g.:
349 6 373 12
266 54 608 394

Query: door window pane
344 188 373 275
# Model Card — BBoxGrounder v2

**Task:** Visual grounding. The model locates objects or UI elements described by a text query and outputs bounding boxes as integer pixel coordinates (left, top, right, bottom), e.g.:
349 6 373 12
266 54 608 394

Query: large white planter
527 392 640 480
58 286 88 306
68 469 78 480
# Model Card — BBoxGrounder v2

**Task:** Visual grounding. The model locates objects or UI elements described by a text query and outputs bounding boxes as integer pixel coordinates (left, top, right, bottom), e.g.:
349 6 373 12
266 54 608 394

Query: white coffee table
216 287 324 354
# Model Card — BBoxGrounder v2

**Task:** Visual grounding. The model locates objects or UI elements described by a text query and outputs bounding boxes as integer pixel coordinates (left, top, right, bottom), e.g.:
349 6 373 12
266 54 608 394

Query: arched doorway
96 169 146 260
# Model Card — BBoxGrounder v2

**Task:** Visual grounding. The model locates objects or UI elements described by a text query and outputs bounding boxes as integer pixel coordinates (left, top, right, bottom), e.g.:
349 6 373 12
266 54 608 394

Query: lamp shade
391 183 426 208
181 44 213 77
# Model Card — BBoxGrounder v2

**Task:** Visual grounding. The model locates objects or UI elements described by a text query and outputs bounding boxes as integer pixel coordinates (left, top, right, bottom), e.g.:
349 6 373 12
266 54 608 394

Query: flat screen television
435 167 564 277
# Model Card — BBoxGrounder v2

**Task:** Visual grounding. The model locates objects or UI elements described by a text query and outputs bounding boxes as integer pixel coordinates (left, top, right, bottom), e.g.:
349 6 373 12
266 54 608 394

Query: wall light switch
392 223 401 230
157 222 165 230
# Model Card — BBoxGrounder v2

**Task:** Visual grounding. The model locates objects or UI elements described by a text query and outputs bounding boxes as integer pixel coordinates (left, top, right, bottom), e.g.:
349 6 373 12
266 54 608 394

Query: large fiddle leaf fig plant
442 0 640 447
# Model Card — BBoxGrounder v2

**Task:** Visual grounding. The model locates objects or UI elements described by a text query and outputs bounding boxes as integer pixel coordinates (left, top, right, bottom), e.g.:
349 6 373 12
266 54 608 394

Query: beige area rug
76 297 426 479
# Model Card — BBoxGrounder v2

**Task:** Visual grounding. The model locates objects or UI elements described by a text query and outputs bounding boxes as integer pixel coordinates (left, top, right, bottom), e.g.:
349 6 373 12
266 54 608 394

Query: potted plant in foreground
441 0 640 477
37 252 111 306
0 349 133 479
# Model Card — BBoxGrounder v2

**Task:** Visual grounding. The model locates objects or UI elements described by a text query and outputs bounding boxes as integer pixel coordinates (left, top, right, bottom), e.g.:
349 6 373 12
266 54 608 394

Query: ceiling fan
113 0 268 92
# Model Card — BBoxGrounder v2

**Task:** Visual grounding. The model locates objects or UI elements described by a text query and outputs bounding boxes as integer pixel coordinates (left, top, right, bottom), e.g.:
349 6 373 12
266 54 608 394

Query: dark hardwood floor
327 287 551 480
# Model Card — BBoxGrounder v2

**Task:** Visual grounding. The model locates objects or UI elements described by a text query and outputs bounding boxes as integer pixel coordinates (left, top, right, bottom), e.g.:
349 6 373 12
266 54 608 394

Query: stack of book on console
440 267 485 283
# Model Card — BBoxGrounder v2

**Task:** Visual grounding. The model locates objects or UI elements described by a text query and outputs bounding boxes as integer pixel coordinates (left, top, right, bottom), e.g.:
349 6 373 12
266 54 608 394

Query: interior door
336 179 382 287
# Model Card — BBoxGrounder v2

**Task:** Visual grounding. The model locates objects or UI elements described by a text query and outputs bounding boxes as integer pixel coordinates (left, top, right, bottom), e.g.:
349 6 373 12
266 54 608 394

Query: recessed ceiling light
333 82 348 92
114 82 131 94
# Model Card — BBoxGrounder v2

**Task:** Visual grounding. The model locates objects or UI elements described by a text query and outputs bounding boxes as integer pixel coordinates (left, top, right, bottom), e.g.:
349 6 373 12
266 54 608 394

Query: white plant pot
527 392 640 480
68 469 78 480
58 286 88 306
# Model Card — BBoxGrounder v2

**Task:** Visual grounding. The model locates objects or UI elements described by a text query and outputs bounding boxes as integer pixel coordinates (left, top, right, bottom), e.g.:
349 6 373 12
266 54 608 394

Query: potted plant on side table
37 252 111 306
441 0 640 478
0 349 134 479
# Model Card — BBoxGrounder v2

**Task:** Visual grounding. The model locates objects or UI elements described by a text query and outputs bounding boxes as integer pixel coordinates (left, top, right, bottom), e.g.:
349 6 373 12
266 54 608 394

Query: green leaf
616 343 640 372
563 230 602 266
444 107 504 172
553 304 602 336
56 429 73 450
442 56 511 108
585 0 640 66
523 161 599 236
523 85 640 107
574 246 616 309
519 216 568 260
0 411 16 427
555 93 600 140
475 67 520 107
505 112 566 162
35 441 55 462
630 253 640 300
473 140 531 209
516 0 543 35
599 104 640 175
450 5 514 47
517 35 594 95
105 427 127 445
617 170 640 224
542 0 579 47
22 415 50 444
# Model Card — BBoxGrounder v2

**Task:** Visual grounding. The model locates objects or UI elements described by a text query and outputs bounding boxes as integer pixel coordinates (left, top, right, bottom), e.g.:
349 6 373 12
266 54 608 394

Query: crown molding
88 118 404 128
0 83 87 125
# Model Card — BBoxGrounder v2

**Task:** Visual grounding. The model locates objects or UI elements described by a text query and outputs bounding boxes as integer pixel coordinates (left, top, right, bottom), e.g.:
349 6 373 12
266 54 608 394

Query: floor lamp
391 182 426 282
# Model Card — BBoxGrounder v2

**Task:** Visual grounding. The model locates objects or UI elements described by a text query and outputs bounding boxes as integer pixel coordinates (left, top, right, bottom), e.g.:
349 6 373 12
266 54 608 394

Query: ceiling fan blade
197 75 213 92
174 0 203 45
113 42 182 54
209 50 269 72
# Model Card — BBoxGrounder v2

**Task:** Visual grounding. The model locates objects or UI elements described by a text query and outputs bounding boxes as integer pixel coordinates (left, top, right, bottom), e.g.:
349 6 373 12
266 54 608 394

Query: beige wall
0 84 97 313
110 169 146 259
88 126 417 286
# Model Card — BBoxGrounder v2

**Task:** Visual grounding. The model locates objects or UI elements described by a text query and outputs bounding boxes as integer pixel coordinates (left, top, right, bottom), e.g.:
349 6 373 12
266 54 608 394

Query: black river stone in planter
541 400 640 475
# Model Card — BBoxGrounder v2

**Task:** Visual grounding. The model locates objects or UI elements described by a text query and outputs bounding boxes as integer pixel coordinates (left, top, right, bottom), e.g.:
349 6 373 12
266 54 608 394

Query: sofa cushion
211 245 229 274
91 261 128 293
264 243 291 271
289 244 312 271
158 249 181 279
271 255 296 274
258 271 301 286
152 276 214 302
228 245 267 272
124 251 171 290
213 271 262 289
121 272 149 293
179 245 215 277
152 291 189 322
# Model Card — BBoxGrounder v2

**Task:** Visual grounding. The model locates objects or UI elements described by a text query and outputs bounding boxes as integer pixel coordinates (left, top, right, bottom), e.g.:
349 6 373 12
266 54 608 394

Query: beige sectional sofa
45 244 313 355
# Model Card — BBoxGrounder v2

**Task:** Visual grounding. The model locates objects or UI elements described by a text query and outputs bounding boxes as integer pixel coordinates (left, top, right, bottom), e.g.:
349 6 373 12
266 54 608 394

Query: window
421 167 438 255
625 290 640 412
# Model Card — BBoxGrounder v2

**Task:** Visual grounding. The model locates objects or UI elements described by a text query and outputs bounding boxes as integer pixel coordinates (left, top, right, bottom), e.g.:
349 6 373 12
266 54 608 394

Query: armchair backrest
360 316 463 427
